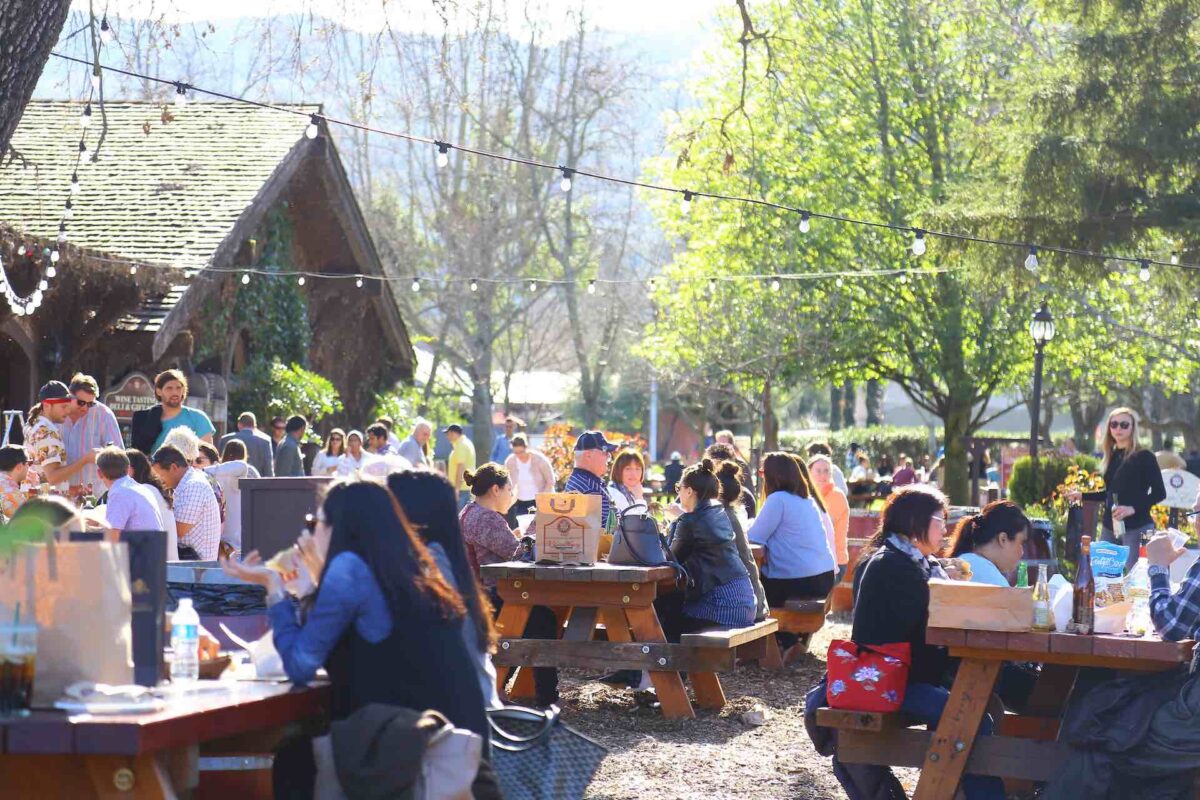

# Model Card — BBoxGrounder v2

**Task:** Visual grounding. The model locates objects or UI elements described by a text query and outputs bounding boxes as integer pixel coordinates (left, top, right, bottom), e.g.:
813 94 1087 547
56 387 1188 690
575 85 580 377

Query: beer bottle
1033 563 1053 631
1073 535 1096 634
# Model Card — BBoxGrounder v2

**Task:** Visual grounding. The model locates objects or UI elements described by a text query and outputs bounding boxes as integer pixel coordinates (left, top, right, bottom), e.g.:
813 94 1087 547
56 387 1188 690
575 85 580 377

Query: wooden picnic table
828 627 1195 799
481 560 778 720
0 681 329 799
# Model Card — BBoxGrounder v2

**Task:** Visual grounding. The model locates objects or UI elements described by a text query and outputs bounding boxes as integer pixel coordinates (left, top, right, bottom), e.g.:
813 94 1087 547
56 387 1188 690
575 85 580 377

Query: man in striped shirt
62 373 123 492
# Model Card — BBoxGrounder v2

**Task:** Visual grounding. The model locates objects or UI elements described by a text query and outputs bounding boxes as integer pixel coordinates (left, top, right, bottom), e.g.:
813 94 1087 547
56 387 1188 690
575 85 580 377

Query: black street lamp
1028 301 1056 464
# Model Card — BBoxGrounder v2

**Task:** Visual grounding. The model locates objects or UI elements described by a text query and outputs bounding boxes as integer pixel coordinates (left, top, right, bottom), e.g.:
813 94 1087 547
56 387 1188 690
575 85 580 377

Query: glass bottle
1111 493 1125 540
1073 535 1096 634
1016 561 1028 588
1033 563 1053 631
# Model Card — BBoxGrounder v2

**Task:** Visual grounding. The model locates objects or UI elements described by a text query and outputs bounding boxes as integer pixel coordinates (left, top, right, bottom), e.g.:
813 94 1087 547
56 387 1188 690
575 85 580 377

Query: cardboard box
534 493 603 565
928 579 1033 632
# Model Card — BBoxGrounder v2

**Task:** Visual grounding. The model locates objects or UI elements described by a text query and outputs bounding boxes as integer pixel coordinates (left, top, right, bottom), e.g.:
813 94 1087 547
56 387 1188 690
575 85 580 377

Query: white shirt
204 460 260 552
512 456 540 501
336 450 376 476
831 464 849 495
311 451 341 476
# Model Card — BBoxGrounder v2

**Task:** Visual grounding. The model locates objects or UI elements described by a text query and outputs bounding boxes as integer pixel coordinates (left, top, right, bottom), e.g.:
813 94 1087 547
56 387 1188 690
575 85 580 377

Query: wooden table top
0 681 329 756
481 561 678 583
928 627 1194 668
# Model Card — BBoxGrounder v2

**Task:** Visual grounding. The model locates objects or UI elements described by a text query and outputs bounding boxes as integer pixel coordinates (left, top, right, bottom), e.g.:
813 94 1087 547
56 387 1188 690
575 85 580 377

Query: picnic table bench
482 561 779 719
816 626 1195 799
750 542 830 659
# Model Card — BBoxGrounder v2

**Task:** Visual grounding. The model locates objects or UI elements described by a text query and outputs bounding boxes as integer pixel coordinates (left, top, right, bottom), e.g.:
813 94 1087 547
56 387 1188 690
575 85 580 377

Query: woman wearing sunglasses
1066 407 1165 571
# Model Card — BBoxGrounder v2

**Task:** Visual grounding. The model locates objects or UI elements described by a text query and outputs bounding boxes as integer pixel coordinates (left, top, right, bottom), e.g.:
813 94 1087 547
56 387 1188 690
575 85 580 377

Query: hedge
1007 453 1100 509
778 425 1032 467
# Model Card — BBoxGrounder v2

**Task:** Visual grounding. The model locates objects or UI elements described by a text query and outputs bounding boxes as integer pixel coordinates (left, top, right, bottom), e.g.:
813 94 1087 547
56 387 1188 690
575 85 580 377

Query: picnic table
482 561 778 720
819 626 1195 799
0 681 329 799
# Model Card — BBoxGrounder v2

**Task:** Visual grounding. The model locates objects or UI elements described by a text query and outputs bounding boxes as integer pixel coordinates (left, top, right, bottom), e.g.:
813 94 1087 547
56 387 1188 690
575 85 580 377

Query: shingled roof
0 100 320 270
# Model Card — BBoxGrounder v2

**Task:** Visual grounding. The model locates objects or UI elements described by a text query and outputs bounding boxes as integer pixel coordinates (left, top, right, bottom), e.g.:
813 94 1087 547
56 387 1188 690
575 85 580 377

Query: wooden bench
769 596 829 659
676 618 781 705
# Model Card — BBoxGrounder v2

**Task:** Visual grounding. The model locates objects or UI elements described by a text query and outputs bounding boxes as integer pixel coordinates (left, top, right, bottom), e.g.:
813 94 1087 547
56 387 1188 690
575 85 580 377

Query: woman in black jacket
656 458 756 641
843 485 1005 800
1067 407 1166 571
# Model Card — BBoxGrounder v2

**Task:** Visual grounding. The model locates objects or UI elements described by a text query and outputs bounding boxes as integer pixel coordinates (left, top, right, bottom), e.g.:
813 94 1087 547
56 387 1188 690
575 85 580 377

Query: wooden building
0 100 412 427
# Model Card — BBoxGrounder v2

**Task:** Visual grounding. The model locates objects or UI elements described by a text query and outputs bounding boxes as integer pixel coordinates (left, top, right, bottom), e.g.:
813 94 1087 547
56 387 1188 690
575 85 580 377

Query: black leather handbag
608 502 671 565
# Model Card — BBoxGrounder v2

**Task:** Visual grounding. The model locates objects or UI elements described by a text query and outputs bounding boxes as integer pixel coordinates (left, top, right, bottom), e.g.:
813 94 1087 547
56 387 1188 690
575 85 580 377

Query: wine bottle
1073 535 1096 634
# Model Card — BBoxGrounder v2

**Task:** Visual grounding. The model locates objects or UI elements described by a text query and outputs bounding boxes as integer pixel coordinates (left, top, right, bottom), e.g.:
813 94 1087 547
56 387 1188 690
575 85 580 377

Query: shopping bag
825 639 911 712
489 705 605 800
533 494 603 565
0 541 133 704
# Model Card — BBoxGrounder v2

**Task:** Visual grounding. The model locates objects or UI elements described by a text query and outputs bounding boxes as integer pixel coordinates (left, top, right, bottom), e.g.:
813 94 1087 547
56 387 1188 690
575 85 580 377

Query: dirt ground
553 617 921 800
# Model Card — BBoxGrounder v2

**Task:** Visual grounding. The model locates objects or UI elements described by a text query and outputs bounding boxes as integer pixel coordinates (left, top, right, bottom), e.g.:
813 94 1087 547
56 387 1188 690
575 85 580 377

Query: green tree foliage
371 383 462 441
228 361 342 431
1008 454 1099 509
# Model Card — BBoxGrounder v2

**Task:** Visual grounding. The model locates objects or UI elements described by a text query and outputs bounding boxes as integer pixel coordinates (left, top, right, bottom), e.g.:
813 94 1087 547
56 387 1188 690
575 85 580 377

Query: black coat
669 503 750 599
130 406 163 454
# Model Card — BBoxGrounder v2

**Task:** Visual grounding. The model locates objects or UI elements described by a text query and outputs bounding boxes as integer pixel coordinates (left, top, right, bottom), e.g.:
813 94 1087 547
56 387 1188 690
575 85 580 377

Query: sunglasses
75 399 96 408
1109 420 1132 430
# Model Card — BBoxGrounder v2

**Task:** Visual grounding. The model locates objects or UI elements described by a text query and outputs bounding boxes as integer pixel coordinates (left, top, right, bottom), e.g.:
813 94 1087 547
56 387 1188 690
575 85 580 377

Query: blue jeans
900 683 1005 800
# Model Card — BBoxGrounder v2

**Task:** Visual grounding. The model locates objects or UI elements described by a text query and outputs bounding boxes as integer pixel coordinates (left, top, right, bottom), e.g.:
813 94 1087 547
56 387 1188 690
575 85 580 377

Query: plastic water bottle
170 598 200 683
1125 559 1151 636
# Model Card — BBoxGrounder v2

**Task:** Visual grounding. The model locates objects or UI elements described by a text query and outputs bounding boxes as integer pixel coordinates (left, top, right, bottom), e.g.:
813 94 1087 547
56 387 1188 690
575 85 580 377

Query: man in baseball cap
26 381 96 490
564 430 619 530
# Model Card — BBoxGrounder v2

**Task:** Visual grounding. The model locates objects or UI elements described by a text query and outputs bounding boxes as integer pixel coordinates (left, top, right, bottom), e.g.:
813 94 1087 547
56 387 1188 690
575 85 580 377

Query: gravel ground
551 616 921 800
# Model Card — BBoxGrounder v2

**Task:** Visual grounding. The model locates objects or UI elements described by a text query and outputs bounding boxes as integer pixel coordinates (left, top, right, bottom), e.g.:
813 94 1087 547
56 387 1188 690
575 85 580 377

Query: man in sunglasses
25 381 95 491
62 373 123 492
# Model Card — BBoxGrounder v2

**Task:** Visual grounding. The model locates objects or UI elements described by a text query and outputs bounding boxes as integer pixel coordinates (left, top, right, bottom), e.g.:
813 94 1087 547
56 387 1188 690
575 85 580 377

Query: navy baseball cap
443 424 464 434
574 431 618 453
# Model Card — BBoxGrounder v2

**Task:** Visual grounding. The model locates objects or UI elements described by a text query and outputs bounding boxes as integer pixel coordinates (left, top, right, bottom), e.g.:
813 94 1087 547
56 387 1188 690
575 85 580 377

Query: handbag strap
488 704 560 752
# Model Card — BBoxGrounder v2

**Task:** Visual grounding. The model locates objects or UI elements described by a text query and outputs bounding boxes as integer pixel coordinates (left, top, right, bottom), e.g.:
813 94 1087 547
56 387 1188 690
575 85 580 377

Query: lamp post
1028 301 1056 465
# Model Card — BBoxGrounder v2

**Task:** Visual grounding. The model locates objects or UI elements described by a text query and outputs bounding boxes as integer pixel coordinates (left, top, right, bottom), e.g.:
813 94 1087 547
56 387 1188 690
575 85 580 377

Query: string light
305 114 320 139
91 67 101 91
648 277 657 291
1024 246 1038 272
770 277 781 292
680 190 694 215
528 279 538 293
46 265 57 278
297 275 305 286
469 278 478 292
1139 260 1151 282
16 245 25 256
911 229 927 257
174 82 188 107
586 279 596 295
64 200 73 220
129 265 137 275
559 167 573 193
1172 251 1180 265
70 172 80 195
708 278 717 293
835 277 844 288
434 142 450 168
38 280 48 291
80 103 92 128
355 276 364 288
50 250 60 263
411 278 421 292
99 16 113 44
799 211 811 234
78 138 87 153
241 273 250 285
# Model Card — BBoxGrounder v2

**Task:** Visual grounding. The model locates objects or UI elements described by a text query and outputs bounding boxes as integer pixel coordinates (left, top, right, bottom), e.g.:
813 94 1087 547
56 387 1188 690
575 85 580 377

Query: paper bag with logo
534 493 603 565
0 541 134 704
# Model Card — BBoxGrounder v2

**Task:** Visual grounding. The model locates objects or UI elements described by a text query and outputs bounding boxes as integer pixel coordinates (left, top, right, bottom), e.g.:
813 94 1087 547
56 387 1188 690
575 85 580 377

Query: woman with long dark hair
221 480 486 797
125 448 179 559
310 428 345 476
386 470 500 708
1067 407 1165 571
842 485 1004 800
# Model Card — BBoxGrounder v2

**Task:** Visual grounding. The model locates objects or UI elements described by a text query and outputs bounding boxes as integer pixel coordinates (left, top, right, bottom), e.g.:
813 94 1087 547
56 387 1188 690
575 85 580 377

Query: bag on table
532 493 603 565
488 704 606 800
0 540 133 704
825 639 911 713
609 503 671 565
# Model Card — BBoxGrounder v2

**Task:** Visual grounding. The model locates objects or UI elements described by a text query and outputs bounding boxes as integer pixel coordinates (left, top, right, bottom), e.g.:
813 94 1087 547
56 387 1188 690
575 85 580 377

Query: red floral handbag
825 639 911 712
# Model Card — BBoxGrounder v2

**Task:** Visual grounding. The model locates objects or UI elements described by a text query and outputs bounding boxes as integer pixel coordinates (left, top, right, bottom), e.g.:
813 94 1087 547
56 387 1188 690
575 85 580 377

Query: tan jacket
505 450 557 498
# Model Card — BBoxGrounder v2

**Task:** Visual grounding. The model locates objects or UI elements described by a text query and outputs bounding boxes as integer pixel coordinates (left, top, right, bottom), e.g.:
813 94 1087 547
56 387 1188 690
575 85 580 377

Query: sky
74 0 730 38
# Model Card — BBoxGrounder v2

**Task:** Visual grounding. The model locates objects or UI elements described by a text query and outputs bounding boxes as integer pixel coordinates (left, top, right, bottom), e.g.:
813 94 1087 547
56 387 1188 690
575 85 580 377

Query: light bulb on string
46 265 57 278
174 83 188 107
241 273 250 285
64 200 73 220
129 265 137 275
78 138 87 154
305 115 320 139
411 278 421 292
17 245 25 256
1171 251 1180 265
99 16 113 44
1139 260 1151 282
1024 246 1038 272
680 190 694 215
528 279 538 293
297 275 305 286
57 230 67 245
648 277 657 292
434 142 450 168
469 278 478 292
911 229 926 256
70 172 80 195
586 280 596 295
38 280 48 291
708 277 717 294
835 277 844 288
91 68 101 91
799 211 811 234
559 167 573 193
50 250 60 263
80 103 92 128
355 276 364 288
31 290 42 305
770 277 781 292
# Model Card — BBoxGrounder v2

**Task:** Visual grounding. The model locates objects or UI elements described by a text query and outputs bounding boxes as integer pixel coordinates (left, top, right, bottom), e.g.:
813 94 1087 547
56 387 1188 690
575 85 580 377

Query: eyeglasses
1109 420 1132 430
930 515 946 525
74 399 96 408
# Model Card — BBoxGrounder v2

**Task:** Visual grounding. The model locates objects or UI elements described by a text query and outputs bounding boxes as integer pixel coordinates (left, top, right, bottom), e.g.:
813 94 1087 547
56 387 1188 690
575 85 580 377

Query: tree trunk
842 380 857 429
830 384 843 431
763 375 778 451
942 400 972 505
0 0 71 156
1069 394 1105 455
865 378 884 426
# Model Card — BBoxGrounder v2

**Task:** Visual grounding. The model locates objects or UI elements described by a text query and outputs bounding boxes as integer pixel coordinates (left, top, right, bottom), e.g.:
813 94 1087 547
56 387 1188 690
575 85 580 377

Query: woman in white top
336 430 373 476
210 439 261 555
946 500 1030 587
127 448 179 560
503 434 556 523
606 449 647 515
310 428 345 477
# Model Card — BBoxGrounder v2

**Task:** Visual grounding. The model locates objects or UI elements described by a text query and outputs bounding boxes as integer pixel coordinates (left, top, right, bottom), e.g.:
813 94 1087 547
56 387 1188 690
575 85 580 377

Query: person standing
397 418 433 468
62 373 124 492
269 416 287 454
25 381 95 491
504 433 555 525
151 445 221 560
490 416 517 464
336 430 374 476
663 451 685 496
96 446 166 540
375 416 403 453
139 370 216 454
274 415 307 477
445 424 477 510
218 412 275 477
0 445 30 520
310 429 345 477
208 440 261 556
365 423 395 456
1067 407 1166 572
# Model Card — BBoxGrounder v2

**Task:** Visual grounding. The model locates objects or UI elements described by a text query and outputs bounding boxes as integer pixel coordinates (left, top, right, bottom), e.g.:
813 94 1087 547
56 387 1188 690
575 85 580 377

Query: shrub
779 425 934 465
1007 454 1099 509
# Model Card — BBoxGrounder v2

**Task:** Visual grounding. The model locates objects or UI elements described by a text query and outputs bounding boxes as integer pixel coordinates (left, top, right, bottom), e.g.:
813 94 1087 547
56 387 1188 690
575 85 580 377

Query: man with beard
132 370 215 454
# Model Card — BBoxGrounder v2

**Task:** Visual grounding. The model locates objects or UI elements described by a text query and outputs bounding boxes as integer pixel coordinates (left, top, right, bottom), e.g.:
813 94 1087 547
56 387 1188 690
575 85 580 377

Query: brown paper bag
927 579 1033 632
0 541 134 704
534 493 603 565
